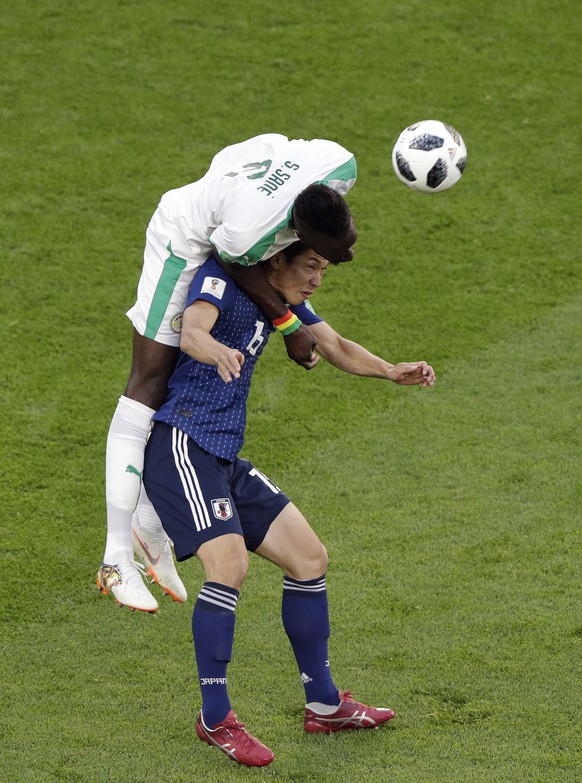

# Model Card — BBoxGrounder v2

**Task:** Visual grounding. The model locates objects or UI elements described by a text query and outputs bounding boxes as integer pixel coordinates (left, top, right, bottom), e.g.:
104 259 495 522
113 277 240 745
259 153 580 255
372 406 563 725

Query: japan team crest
211 498 233 521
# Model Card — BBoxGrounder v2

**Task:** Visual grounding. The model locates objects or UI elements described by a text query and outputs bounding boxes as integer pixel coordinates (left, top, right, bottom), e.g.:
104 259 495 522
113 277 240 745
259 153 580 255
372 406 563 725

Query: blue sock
192 581 239 727
282 574 339 706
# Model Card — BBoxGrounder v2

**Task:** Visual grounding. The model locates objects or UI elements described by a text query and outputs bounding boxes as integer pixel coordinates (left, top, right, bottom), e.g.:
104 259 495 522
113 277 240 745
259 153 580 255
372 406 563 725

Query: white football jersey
156 133 357 266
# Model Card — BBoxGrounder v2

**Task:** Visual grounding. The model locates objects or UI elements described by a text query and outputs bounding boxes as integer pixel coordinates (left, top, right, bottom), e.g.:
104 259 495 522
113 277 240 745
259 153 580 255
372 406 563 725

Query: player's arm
310 321 435 387
180 300 244 383
216 260 319 370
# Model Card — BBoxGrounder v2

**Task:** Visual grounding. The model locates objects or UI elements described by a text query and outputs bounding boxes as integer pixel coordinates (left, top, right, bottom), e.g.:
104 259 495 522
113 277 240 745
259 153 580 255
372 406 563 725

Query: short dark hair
292 183 353 238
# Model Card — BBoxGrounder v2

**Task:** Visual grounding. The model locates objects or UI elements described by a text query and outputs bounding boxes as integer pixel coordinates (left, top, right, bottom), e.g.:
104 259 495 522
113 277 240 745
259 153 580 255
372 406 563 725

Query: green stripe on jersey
322 155 357 186
144 243 187 339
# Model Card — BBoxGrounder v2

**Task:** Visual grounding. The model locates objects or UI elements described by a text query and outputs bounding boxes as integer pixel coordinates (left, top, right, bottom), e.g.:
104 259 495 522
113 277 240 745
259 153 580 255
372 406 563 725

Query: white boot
96 560 159 613
132 512 188 603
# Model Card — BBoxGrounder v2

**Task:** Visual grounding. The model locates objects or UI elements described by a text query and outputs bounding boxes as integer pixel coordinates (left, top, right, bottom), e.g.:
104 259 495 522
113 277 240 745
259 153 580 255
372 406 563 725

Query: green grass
1 0 581 781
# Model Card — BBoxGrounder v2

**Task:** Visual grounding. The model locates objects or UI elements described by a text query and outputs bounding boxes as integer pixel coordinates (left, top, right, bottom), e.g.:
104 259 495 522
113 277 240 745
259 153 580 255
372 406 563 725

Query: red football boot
304 690 395 733
196 710 274 767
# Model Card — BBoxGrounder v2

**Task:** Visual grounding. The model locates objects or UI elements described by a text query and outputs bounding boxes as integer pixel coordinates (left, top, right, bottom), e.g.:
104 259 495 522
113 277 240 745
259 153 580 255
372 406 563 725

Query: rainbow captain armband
272 309 303 336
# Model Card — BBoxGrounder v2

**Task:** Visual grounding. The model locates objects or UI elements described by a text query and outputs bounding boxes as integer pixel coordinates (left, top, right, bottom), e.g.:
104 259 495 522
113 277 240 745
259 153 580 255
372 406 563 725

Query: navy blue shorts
143 422 291 561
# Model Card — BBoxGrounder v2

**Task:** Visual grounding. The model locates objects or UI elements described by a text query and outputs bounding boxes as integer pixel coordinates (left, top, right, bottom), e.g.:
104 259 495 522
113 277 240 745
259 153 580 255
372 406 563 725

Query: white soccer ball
391 120 467 193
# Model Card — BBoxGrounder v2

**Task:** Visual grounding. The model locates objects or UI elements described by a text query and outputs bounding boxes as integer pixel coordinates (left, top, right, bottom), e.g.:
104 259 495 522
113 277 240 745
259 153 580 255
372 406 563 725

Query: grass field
1 1 581 781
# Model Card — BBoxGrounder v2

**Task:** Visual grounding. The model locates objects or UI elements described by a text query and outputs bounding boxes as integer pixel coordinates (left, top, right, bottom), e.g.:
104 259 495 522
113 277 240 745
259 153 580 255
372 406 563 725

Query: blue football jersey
153 257 322 460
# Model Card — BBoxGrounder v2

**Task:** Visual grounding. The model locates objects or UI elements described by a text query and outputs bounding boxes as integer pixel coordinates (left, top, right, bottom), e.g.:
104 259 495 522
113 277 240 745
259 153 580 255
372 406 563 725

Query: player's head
265 241 335 306
291 184 357 263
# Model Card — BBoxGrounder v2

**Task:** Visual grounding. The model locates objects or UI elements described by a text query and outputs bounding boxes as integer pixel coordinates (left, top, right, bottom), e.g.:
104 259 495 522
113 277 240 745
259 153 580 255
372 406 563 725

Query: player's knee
295 540 328 580
228 549 249 589
124 334 179 409
124 372 170 410
199 539 249 591
313 541 329 575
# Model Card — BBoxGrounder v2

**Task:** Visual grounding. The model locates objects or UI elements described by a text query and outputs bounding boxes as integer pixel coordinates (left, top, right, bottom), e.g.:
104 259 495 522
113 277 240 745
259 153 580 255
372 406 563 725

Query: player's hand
388 361 435 387
283 324 320 370
216 348 245 382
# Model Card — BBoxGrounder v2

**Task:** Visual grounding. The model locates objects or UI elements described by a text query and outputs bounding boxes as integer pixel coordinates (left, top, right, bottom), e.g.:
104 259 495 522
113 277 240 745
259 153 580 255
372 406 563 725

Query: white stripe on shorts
171 427 212 532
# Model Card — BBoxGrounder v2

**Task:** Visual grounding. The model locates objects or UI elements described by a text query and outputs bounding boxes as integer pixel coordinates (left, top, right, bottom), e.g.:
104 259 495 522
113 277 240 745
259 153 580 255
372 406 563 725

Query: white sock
134 485 166 535
103 395 155 563
305 702 340 714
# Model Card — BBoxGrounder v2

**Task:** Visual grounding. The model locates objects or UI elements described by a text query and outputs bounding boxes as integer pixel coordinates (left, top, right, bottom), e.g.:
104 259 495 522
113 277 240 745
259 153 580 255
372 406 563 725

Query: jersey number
245 320 266 356
249 467 280 494
225 160 272 180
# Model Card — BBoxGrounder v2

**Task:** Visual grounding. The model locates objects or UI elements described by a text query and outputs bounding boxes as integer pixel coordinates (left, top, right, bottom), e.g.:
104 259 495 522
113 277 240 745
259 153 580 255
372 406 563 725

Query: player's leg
99 338 179 611
98 214 195 610
227 463 338 708
254 503 341 707
144 423 246 724
103 332 177 555
241 468 395 733
123 330 180 408
193 534 248 726
131 484 187 603
143 424 272 766
193 537 272 766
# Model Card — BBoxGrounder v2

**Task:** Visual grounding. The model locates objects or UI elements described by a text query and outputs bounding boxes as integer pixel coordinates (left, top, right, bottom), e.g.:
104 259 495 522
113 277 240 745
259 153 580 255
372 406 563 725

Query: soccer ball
391 120 467 193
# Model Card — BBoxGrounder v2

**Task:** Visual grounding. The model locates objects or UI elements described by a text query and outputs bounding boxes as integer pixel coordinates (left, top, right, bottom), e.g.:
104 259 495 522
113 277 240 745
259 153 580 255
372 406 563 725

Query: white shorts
126 208 206 347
